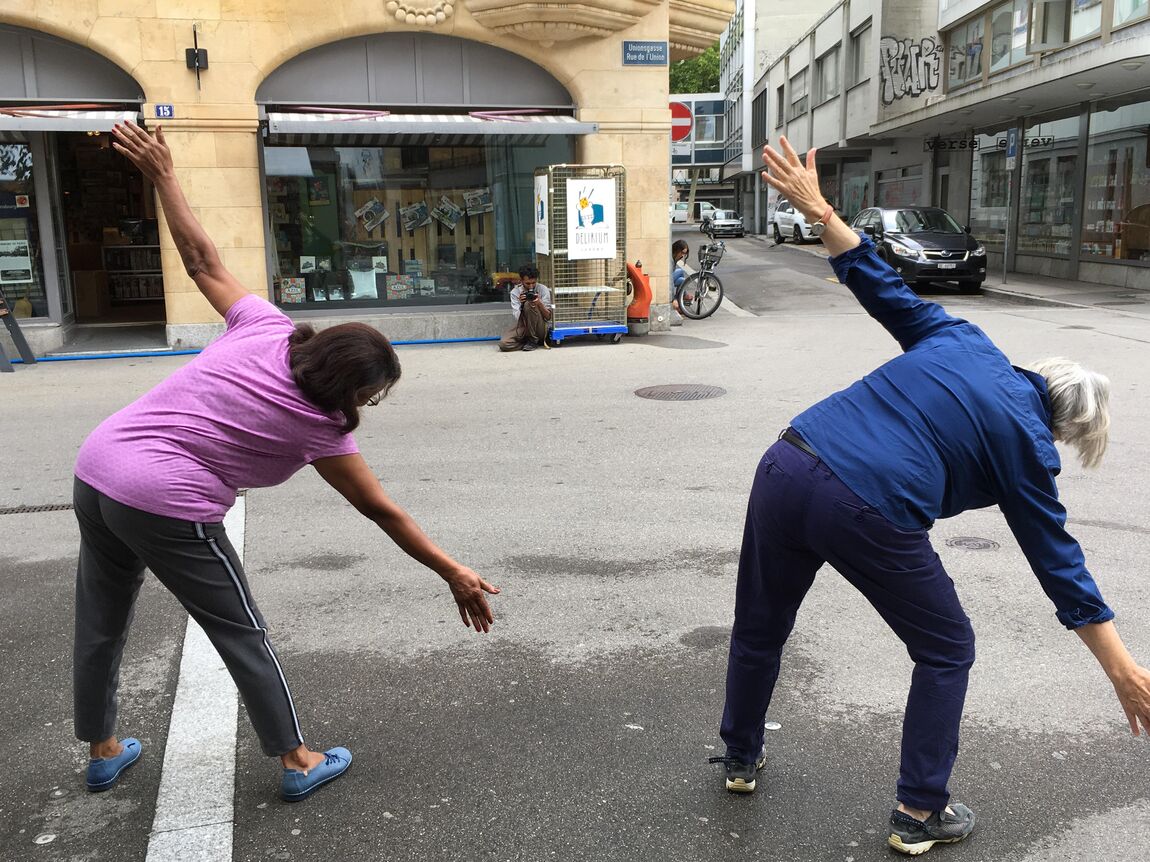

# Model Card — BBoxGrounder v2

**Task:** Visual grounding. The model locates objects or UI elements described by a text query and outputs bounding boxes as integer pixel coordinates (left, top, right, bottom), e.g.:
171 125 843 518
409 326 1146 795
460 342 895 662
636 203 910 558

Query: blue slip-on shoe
86 738 142 792
280 747 352 802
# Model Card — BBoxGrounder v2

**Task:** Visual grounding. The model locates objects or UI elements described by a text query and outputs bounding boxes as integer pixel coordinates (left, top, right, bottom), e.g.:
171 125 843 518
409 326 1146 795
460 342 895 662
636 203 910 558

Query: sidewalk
745 231 1150 319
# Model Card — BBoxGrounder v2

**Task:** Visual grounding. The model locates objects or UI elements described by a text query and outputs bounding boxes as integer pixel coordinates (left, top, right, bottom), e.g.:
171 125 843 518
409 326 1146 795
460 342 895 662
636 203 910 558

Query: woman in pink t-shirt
74 123 500 803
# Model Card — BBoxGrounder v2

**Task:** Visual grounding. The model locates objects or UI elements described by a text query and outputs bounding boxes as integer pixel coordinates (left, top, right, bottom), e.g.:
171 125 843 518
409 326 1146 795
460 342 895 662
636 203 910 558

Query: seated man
499 264 553 352
671 239 689 310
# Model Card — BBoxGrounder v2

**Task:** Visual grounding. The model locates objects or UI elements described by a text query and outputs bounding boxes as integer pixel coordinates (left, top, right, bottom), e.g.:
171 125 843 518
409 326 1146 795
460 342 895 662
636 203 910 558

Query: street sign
623 41 668 66
1005 127 1018 170
670 102 693 142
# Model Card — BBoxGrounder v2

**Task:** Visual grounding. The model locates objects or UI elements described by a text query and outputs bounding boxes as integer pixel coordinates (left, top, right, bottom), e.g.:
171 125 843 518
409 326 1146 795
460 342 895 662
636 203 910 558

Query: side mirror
964 224 972 234
863 225 876 237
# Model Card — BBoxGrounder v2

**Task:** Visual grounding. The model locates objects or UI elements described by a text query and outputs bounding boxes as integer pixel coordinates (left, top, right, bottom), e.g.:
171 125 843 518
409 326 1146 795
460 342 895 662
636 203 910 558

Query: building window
815 47 840 105
847 23 872 88
751 90 768 147
1114 0 1150 26
969 131 1009 253
948 18 984 89
263 137 573 310
989 0 1029 73
1029 0 1103 52
876 165 924 207
695 114 725 144
775 85 785 128
1018 115 1081 256
1082 95 1150 261
788 69 808 121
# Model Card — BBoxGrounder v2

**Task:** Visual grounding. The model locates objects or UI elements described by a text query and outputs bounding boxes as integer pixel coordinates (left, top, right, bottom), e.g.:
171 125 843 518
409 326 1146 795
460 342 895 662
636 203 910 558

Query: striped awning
0 107 139 136
265 111 598 146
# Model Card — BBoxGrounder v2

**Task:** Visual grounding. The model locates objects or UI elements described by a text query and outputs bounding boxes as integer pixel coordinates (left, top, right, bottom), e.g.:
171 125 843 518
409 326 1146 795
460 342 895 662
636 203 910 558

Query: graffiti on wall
878 36 941 106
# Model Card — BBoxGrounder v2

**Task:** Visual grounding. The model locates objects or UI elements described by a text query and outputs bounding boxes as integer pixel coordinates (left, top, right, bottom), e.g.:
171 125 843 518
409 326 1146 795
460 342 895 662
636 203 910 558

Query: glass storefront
0 141 48 318
1018 115 1080 256
876 165 924 207
969 129 1009 253
264 136 573 310
840 160 871 221
1083 95 1150 262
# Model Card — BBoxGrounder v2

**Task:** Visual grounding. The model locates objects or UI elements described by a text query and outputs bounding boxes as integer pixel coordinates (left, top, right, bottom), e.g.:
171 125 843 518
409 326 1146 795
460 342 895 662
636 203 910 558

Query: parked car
669 201 689 223
772 199 815 243
701 209 745 237
849 206 987 293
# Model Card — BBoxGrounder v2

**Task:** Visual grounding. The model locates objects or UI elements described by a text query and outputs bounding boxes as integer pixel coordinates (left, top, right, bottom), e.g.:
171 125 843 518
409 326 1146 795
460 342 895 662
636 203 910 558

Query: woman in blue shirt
712 138 1150 856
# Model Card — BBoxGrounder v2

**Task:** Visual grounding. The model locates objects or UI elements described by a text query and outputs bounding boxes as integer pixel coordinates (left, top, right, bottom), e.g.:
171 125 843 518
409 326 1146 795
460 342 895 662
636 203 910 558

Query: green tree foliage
669 42 720 94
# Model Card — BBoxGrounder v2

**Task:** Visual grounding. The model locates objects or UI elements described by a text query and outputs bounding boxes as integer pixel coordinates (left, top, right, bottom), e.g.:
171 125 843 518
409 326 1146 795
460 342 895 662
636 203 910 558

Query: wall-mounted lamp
186 23 208 90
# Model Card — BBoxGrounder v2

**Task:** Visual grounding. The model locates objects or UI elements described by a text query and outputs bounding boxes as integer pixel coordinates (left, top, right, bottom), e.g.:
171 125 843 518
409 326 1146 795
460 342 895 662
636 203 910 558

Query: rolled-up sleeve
999 470 1115 629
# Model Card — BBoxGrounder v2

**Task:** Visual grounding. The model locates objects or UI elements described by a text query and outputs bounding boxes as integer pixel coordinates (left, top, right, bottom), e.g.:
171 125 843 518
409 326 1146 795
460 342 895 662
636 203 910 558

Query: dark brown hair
288 322 401 433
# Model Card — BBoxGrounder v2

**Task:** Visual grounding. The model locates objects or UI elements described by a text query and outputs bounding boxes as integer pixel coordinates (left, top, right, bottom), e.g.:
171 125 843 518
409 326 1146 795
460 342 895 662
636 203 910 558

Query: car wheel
773 224 784 243
793 225 804 244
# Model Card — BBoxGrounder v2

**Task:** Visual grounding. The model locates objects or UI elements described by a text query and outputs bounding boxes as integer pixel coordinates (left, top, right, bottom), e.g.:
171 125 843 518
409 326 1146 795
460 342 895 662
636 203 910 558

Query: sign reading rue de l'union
623 41 668 66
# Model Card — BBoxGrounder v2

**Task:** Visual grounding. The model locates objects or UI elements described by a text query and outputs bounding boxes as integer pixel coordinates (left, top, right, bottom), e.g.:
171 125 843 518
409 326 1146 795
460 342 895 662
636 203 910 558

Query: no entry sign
670 102 693 142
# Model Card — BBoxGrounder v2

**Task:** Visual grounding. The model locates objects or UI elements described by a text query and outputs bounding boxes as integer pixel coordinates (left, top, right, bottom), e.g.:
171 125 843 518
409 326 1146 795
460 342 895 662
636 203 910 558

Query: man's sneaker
280 747 353 802
707 750 766 793
888 803 976 855
521 341 537 352
86 738 142 792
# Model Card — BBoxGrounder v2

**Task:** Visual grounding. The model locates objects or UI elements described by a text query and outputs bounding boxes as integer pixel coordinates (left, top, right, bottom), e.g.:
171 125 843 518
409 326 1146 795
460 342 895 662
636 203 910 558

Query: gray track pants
72 477 304 756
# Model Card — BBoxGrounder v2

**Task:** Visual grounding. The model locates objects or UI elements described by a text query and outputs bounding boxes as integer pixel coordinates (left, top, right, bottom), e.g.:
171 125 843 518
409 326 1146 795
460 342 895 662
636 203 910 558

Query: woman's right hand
444 565 501 634
1112 664 1150 736
111 122 175 184
760 136 829 223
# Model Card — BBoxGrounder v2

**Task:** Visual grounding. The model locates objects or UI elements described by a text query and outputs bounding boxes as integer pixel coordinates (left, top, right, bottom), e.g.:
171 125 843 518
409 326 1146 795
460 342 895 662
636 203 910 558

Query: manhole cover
635 384 726 401
945 536 1000 551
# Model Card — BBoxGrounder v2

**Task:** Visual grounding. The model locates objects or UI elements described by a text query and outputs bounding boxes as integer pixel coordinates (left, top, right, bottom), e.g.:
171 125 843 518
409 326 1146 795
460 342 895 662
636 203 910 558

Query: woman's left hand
1113 664 1150 736
445 566 501 633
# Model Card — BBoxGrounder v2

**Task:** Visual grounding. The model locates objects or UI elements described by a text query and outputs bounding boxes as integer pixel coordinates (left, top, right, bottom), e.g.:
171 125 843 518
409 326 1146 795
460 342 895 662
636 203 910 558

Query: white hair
1026 357 1110 469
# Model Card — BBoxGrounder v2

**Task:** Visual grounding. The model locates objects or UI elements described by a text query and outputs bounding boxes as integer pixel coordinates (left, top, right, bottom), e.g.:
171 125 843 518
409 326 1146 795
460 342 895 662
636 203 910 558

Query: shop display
431 195 464 231
400 201 431 232
280 278 306 303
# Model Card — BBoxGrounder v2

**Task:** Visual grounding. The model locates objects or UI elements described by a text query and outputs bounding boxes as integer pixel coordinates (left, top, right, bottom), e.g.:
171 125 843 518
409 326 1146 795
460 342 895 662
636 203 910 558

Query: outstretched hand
445 566 501 633
111 123 175 184
1113 664 1150 736
760 137 828 223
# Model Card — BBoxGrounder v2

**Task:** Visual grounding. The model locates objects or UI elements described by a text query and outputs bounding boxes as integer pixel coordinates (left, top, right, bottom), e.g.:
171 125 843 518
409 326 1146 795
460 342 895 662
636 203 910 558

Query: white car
669 201 689 223
772 199 816 243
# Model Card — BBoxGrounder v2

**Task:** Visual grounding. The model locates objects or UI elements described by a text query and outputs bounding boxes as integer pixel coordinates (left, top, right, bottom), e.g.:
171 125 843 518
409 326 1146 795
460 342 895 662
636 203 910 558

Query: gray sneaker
707 750 766 793
888 803 976 855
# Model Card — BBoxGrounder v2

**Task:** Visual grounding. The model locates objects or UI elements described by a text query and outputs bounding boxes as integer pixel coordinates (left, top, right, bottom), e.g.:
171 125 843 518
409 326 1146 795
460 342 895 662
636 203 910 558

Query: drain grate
945 536 1000 551
635 384 726 401
0 503 74 515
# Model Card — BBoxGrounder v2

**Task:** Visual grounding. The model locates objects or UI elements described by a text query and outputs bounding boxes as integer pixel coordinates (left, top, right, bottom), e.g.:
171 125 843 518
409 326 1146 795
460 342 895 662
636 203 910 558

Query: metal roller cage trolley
534 164 629 345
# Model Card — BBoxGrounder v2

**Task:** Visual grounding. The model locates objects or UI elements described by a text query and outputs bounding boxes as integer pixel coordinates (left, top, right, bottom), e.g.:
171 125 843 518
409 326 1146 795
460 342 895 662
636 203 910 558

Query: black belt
780 427 817 459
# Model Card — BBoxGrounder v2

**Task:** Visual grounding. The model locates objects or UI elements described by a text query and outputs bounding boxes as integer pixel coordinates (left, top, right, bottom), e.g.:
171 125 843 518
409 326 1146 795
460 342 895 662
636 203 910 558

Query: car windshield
883 209 963 234
714 211 738 219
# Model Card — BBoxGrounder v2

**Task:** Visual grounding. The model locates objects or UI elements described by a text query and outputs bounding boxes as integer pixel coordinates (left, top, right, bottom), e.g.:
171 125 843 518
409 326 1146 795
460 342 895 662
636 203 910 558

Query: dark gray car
850 206 987 293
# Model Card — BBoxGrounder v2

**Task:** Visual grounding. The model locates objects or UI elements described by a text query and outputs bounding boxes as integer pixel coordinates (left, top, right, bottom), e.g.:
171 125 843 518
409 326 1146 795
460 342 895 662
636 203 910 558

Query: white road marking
721 295 756 317
145 500 243 862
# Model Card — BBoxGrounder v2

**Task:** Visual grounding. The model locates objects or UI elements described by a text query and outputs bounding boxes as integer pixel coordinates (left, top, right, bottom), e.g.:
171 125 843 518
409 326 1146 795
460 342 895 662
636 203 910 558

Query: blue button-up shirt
791 239 1113 630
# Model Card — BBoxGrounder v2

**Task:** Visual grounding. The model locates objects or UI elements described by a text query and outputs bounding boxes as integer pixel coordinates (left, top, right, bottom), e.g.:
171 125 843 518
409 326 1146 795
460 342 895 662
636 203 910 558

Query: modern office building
1 1 734 357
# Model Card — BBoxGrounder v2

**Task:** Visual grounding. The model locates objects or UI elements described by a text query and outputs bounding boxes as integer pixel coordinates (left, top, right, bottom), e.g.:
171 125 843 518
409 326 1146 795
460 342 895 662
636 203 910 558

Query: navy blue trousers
720 438 975 811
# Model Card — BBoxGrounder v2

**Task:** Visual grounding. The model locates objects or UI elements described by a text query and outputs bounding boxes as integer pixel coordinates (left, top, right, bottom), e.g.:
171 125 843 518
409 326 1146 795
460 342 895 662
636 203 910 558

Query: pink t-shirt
76 294 359 522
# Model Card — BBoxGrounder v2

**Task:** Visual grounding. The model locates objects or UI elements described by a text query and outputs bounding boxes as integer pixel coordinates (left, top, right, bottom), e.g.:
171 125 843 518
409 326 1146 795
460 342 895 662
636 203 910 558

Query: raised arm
111 123 248 318
760 138 960 350
311 453 500 633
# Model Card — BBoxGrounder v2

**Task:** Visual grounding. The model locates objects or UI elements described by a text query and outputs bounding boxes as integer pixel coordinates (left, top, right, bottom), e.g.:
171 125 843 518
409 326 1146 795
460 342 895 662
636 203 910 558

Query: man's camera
522 289 538 302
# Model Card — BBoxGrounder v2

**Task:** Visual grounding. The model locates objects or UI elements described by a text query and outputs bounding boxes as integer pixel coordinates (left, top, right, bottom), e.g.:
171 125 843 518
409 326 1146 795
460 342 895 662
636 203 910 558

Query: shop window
815 47 840 106
1017 115 1081 256
840 161 871 220
876 165 924 208
847 23 871 88
0 142 48 319
788 69 808 121
1082 95 1150 262
969 132 1009 253
775 85 785 129
1114 0 1150 26
263 137 573 311
989 0 1029 74
1029 0 1102 52
948 18 984 89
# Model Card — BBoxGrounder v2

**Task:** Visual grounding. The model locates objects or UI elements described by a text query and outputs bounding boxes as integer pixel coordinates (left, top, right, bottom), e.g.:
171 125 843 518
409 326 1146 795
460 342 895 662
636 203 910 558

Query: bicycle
675 237 725 320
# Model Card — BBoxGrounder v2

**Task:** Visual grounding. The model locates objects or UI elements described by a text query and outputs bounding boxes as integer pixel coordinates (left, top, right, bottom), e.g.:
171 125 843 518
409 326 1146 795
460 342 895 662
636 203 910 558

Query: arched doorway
0 24 158 351
255 32 596 313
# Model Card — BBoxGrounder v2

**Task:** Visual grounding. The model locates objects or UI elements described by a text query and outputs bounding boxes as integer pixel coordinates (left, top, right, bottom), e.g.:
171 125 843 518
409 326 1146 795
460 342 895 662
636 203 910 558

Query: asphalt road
3 238 1149 861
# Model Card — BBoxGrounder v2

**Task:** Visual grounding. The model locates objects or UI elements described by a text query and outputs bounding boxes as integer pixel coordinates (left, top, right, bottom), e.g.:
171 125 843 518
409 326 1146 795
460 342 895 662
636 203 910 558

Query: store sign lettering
924 139 979 152
995 136 1054 149
878 36 941 106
